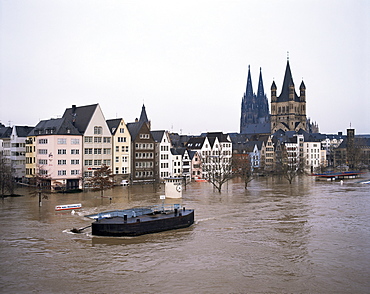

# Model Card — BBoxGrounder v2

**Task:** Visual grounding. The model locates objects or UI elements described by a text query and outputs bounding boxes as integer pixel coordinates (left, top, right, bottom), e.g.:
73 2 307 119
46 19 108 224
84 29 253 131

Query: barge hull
91 210 194 236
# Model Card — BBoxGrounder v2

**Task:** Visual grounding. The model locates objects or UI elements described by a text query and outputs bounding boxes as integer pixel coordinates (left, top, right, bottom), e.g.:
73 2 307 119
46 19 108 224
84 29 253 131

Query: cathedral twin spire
240 66 270 134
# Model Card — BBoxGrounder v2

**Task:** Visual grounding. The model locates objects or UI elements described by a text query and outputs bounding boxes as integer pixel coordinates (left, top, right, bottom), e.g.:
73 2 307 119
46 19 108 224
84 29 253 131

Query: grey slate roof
151 130 165 142
106 118 122 135
28 117 80 136
62 104 98 134
0 126 12 138
185 137 206 149
15 126 35 137
276 60 300 102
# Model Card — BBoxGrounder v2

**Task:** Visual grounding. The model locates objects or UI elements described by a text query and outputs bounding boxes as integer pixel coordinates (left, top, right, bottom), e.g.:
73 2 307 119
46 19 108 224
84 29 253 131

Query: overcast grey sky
1 0 369 134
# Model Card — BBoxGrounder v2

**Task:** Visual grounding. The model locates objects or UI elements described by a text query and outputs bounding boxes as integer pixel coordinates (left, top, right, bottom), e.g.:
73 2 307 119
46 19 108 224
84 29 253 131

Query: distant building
27 118 83 190
127 105 156 184
107 118 131 184
1 125 33 182
270 59 307 133
240 66 270 134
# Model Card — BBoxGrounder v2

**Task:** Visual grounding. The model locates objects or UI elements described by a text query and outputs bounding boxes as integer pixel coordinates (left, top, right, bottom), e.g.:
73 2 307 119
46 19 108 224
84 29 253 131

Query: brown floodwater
1 174 369 293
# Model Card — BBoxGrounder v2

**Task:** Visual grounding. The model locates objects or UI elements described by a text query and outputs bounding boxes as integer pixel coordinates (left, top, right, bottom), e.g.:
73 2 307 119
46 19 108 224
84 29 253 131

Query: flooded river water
1 175 369 293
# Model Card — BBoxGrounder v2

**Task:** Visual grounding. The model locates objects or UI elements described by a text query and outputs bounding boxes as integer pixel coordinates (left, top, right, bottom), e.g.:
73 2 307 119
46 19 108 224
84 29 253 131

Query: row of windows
117 137 127 142
115 167 128 174
58 149 80 154
161 146 170 151
135 143 154 149
135 152 153 159
135 161 153 168
115 156 128 162
116 146 129 152
38 138 80 145
58 170 80 176
84 136 111 143
84 160 111 166
135 171 153 178
84 148 111 155
38 149 80 154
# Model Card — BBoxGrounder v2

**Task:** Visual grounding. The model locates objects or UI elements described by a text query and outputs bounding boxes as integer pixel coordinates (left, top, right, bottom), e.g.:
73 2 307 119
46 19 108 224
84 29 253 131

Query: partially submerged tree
29 165 51 207
85 165 114 197
278 147 299 184
0 153 15 197
232 153 253 189
202 154 233 193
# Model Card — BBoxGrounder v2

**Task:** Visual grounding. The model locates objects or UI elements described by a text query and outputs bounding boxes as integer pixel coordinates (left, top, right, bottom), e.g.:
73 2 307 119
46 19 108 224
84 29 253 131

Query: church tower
240 66 270 134
270 59 307 133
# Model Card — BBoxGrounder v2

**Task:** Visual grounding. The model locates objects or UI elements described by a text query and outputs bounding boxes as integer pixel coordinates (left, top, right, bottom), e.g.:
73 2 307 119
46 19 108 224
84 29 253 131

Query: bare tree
0 153 15 197
202 153 233 193
232 153 253 189
85 165 114 197
29 165 51 207
277 146 299 184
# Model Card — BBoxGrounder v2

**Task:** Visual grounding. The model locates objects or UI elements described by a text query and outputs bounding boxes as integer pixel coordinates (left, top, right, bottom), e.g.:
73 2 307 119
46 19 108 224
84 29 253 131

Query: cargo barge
85 204 194 236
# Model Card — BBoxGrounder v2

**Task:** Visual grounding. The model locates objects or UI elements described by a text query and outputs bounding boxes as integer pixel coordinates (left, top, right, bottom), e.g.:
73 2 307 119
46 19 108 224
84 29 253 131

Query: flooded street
1 175 370 293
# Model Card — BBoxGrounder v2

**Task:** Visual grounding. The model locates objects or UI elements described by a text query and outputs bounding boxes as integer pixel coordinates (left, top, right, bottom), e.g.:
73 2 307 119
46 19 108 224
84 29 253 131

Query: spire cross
287 51 289 61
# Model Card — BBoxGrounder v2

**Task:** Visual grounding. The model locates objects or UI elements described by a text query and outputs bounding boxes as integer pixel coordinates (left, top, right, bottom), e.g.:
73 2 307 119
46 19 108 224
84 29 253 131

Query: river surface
1 175 370 293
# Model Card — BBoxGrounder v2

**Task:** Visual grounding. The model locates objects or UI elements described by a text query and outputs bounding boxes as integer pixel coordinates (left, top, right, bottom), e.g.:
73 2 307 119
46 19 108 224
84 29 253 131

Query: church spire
279 59 296 101
245 65 254 98
257 67 265 98
139 104 149 124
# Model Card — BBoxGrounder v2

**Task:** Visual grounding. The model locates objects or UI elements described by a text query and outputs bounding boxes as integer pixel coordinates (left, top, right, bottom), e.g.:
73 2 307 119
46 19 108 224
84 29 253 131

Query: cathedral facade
240 66 270 134
270 60 307 133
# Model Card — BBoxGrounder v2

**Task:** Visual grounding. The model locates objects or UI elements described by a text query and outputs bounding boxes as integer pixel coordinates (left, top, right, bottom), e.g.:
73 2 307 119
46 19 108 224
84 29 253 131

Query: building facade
107 118 131 184
271 60 307 133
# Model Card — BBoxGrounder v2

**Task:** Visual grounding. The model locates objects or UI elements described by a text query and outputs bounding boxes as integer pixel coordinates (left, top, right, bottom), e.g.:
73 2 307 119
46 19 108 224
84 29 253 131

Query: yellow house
107 118 131 184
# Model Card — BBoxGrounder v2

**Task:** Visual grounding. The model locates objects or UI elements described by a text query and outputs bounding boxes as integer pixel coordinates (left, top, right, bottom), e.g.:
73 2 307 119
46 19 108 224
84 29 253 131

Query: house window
84 160 92 166
58 138 67 144
38 139 48 144
84 148 93 154
120 128 125 133
58 160 67 165
94 137 102 143
139 134 149 139
58 149 67 155
71 149 80 154
85 137 93 143
71 139 80 145
58 170 66 176
38 149 47 154
94 160 102 166
103 137 111 143
94 126 102 135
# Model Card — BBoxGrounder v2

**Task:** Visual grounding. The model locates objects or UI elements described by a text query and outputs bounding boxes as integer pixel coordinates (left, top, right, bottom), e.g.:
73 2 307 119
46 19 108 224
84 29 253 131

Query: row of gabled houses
1 103 369 190
0 103 233 190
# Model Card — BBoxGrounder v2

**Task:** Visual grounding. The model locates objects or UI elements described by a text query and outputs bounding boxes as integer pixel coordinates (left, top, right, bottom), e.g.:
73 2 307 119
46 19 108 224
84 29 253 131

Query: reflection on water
1 175 370 293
